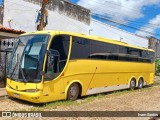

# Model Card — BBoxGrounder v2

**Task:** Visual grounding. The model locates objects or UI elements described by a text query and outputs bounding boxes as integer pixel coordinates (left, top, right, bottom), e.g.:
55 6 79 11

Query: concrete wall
3 0 148 48
90 20 148 48
149 37 160 58
0 4 4 25
3 0 89 33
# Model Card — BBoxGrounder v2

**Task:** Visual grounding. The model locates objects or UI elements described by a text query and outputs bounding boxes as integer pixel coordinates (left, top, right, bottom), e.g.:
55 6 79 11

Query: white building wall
3 0 148 48
90 20 148 47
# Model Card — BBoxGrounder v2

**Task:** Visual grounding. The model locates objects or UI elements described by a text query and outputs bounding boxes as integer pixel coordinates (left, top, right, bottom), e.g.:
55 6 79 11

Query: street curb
0 88 7 99
0 95 8 100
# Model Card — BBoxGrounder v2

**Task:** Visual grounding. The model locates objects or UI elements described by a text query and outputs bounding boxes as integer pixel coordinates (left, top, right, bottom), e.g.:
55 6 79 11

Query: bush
155 59 160 75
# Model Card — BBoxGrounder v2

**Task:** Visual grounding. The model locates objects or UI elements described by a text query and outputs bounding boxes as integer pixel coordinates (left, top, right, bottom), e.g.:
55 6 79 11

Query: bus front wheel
130 79 136 90
67 83 80 101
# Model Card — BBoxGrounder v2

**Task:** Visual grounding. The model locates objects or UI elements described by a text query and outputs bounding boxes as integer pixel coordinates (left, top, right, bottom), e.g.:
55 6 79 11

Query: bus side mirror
47 49 59 57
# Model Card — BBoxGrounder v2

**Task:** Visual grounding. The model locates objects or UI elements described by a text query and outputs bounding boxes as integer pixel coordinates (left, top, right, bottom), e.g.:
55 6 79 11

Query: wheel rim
70 86 78 97
68 83 79 100
130 80 135 88
130 80 136 89
139 79 143 88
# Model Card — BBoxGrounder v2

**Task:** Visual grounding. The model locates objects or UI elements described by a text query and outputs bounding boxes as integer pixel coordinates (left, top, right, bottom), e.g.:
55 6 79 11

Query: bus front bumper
6 86 44 103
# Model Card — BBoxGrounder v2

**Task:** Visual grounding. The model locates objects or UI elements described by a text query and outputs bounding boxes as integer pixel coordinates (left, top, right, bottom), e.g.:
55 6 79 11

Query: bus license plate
14 93 20 98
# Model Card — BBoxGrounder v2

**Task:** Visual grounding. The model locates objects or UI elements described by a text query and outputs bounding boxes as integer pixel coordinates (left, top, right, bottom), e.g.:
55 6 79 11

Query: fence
0 49 12 88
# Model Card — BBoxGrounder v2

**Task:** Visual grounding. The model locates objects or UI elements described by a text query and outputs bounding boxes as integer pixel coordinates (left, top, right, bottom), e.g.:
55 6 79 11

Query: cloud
136 14 160 37
77 0 160 24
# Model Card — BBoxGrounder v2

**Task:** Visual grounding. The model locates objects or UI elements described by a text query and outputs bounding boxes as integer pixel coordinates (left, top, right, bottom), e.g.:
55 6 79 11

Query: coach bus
6 31 155 103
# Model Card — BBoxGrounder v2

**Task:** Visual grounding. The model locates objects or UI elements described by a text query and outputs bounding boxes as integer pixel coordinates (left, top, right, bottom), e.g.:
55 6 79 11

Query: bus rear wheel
130 79 136 90
67 83 80 101
138 78 144 89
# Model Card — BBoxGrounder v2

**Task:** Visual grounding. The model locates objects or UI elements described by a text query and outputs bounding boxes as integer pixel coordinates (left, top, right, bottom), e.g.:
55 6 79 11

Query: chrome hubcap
70 86 77 97
139 80 143 87
131 81 135 87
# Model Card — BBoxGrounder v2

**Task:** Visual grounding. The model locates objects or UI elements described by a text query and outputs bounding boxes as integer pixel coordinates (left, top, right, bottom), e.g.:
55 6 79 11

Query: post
39 0 48 31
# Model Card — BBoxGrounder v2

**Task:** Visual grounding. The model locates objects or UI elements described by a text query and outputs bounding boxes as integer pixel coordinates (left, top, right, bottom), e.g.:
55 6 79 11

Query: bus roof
21 30 154 52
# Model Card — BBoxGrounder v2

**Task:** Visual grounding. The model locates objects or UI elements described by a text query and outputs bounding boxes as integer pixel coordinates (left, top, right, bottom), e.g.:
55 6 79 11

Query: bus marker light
61 73 64 76
43 94 49 96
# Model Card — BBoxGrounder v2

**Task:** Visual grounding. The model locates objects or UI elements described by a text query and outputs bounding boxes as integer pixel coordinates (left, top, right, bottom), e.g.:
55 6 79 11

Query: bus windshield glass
8 35 50 83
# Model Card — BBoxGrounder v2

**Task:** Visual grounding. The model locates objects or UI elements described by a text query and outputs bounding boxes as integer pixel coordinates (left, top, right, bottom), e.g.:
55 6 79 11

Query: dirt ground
0 78 160 120
0 80 5 88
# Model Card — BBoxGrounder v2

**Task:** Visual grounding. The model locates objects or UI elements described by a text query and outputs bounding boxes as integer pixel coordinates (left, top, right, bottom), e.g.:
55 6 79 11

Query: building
0 0 149 48
0 26 24 88
149 37 160 58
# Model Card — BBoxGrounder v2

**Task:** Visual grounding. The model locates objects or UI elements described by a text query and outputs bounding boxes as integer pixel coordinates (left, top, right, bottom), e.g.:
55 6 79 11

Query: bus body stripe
86 84 128 95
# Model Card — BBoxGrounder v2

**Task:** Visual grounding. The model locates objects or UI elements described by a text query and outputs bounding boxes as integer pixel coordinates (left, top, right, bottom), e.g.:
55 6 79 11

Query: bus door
43 35 70 98
44 49 60 80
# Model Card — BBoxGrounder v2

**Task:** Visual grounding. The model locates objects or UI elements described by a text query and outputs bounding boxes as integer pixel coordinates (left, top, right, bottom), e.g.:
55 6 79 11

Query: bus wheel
67 83 80 101
130 79 136 90
138 78 143 89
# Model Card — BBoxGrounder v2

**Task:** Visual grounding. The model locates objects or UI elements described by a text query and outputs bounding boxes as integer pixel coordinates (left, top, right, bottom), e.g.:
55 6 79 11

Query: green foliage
156 59 160 74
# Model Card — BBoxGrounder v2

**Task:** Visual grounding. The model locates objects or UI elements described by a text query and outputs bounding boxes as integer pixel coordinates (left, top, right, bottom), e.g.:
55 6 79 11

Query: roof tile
0 26 25 34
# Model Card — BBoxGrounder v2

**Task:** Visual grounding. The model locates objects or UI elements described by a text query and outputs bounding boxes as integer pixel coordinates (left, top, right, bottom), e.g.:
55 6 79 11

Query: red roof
0 26 25 34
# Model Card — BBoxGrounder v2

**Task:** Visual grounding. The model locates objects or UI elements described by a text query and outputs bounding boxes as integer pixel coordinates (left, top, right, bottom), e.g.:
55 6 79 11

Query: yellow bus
6 31 155 103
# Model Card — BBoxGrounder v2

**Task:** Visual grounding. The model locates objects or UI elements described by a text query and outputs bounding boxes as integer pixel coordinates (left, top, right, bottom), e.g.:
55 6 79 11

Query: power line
86 1 160 38
92 19 148 47
85 0 143 17
91 13 160 37
82 1 160 27
5 0 159 38
91 13 159 33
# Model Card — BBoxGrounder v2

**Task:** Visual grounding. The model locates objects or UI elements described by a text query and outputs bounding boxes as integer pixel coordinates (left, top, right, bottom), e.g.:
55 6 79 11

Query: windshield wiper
10 61 27 83
10 61 19 79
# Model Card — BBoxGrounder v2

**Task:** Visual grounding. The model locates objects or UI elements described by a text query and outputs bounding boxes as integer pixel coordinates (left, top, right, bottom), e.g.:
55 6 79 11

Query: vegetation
28 83 160 111
155 59 160 75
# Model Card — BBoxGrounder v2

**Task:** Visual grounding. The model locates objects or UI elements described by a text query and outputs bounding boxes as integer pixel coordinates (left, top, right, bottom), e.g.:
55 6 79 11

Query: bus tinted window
71 36 155 63
71 37 90 59
50 35 70 60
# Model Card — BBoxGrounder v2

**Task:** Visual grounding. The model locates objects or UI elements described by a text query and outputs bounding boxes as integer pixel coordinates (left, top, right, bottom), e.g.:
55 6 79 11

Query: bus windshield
8 35 50 83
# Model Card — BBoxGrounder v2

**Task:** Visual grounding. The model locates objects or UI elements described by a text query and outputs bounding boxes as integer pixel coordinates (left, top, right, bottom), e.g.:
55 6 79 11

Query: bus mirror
47 49 59 57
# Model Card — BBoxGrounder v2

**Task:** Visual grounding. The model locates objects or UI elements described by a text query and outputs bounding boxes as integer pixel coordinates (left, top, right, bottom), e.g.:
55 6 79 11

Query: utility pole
89 29 93 35
39 0 48 31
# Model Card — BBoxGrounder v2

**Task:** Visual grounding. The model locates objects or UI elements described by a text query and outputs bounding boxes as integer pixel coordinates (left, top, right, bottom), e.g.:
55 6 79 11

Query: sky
0 0 160 39
69 0 160 39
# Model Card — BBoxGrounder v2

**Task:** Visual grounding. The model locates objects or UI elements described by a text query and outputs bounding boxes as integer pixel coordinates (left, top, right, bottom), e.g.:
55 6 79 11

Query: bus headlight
25 89 40 92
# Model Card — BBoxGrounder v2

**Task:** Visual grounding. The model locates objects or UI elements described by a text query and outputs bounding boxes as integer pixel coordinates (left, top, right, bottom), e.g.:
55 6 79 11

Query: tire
67 83 80 101
130 79 136 90
138 78 143 89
